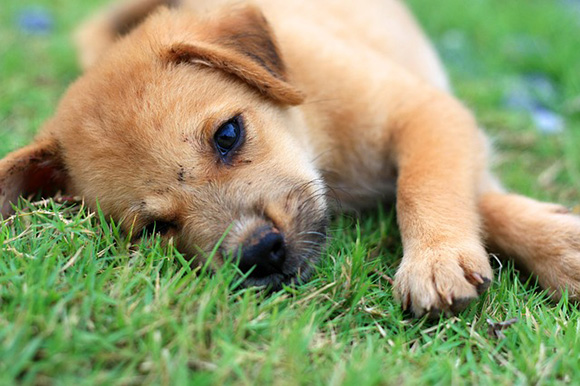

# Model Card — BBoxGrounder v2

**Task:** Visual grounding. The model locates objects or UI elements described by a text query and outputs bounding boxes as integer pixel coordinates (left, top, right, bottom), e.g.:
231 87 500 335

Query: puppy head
0 6 328 287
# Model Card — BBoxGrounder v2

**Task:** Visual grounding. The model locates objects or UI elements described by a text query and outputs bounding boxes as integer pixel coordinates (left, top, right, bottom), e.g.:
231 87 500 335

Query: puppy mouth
237 255 320 291
240 271 301 291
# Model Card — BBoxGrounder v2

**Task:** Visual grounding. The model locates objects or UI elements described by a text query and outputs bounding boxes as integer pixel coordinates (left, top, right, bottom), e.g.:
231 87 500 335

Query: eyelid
200 112 244 138
214 114 244 135
141 219 178 236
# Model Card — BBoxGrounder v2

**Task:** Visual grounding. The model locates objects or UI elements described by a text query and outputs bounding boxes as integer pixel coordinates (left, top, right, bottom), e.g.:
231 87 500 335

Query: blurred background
1 0 580 203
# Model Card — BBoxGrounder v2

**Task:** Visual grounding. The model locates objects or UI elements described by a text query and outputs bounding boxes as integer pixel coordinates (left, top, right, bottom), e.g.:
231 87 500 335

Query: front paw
393 242 493 318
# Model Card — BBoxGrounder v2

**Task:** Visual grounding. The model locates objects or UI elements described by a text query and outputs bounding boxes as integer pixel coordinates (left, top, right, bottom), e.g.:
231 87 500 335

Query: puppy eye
142 221 175 236
214 116 243 157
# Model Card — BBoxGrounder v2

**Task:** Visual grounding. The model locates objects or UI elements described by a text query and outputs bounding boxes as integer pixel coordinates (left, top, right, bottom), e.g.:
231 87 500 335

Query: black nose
238 226 286 278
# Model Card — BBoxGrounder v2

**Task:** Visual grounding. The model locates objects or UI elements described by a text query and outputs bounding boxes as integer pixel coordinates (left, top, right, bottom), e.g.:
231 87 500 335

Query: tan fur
1 0 579 317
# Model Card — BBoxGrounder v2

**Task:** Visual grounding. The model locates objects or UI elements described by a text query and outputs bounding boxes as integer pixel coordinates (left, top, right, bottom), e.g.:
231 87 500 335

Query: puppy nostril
239 226 286 278
269 240 285 265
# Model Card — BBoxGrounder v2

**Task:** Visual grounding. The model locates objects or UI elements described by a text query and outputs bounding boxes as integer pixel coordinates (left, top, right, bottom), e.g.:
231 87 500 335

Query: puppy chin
238 261 315 291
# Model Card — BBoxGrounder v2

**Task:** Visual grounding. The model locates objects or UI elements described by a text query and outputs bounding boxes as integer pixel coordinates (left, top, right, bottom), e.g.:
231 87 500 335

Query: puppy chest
321 153 398 211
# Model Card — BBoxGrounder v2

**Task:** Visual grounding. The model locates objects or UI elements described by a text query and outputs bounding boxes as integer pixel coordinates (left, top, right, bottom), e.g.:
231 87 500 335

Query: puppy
2 0 580 317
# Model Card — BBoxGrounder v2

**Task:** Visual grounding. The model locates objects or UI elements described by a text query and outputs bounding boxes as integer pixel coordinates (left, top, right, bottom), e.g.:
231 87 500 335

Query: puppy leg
391 91 493 317
480 190 580 300
75 0 177 70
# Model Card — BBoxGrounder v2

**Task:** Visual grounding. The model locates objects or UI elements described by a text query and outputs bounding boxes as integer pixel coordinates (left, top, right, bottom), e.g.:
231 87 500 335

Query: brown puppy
2 0 580 317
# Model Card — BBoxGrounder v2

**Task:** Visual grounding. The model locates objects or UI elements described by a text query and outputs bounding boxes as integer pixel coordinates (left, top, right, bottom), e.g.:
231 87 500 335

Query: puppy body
2 0 580 317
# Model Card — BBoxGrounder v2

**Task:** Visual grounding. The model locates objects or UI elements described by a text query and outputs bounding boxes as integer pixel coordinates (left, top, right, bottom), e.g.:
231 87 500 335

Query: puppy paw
542 252 580 302
393 242 492 318
480 193 580 301
531 213 580 301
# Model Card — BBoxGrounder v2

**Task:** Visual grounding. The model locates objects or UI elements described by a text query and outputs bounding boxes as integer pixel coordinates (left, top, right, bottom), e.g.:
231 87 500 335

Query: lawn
1 0 580 384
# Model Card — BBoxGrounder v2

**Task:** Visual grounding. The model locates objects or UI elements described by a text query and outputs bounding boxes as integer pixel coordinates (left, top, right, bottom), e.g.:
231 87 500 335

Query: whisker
297 230 327 238
310 149 333 164
295 240 323 246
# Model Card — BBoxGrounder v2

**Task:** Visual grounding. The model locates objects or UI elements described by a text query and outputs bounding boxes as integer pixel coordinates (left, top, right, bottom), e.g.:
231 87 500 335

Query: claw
476 277 491 295
445 293 453 306
467 272 491 294
471 273 485 284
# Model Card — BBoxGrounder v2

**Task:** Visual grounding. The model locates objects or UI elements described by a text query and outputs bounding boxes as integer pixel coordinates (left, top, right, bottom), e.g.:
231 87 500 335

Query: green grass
1 0 580 384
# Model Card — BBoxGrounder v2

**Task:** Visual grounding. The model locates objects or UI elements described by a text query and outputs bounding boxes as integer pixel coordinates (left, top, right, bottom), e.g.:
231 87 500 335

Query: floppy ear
0 139 70 217
164 5 305 106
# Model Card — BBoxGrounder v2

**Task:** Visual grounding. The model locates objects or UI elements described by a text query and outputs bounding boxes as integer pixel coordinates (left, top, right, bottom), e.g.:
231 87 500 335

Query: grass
1 0 580 384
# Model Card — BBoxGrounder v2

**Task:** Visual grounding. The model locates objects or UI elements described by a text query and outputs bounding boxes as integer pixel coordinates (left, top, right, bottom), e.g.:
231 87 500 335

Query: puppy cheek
264 177 328 228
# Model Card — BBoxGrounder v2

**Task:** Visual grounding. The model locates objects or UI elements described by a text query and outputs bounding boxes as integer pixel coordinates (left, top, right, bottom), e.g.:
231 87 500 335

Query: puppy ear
0 139 70 217
164 5 305 105
76 0 177 70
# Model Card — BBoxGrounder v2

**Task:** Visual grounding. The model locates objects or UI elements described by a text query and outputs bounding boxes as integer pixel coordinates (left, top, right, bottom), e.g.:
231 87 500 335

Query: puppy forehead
60 62 263 163
91 65 250 131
